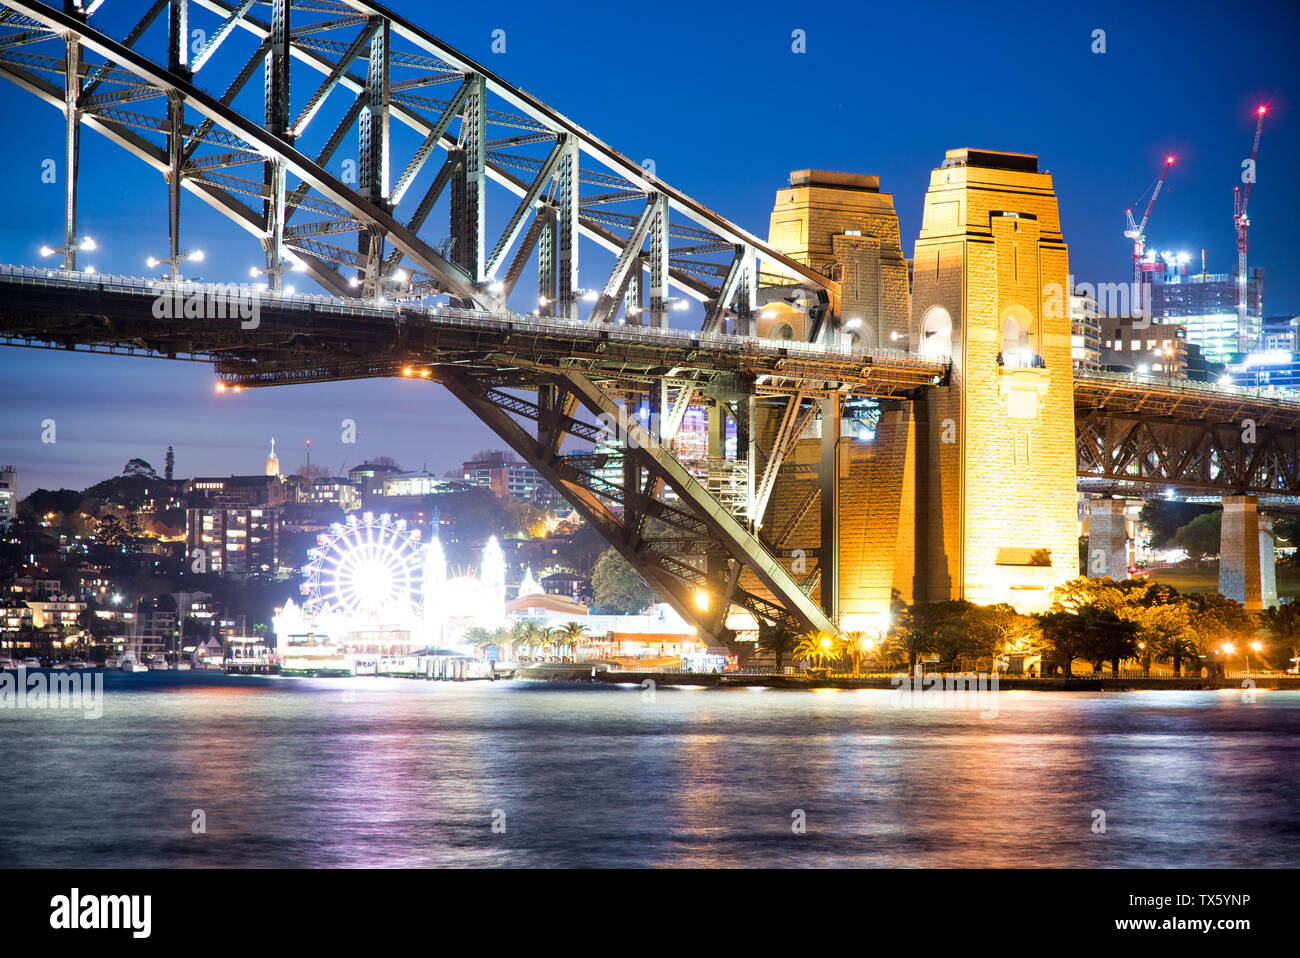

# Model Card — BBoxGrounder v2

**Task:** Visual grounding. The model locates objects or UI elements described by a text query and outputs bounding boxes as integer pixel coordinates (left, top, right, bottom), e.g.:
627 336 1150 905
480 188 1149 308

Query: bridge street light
250 256 306 292
146 248 204 282
39 235 96 272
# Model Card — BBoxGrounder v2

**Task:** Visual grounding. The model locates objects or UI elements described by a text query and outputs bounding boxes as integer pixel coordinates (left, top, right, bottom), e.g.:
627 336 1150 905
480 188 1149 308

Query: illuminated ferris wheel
302 513 425 624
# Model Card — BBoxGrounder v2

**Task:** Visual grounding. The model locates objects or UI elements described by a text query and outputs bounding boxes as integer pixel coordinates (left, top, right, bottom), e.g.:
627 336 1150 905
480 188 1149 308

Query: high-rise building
1150 265 1263 362
0 465 15 529
186 507 283 575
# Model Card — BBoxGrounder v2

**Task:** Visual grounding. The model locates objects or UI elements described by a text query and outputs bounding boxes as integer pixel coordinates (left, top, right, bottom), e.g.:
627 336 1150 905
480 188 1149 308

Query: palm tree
841 631 871 676
464 626 496 659
794 631 833 672
554 621 589 660
488 626 513 662
757 626 799 673
511 620 547 660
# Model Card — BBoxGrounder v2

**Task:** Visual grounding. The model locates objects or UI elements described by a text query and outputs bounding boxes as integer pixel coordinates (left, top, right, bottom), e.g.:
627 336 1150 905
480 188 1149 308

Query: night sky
0 0 1296 492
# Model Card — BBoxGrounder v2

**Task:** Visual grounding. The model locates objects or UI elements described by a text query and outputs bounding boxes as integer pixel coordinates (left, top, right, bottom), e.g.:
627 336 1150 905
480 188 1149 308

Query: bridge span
1 0 1297 645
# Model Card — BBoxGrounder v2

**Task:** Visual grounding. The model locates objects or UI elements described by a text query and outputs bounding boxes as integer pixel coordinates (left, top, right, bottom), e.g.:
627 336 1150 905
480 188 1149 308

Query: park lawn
1142 562 1300 602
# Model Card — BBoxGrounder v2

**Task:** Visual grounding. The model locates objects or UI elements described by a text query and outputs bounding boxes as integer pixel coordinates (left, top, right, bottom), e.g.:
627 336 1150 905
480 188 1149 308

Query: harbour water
1 672 1297 868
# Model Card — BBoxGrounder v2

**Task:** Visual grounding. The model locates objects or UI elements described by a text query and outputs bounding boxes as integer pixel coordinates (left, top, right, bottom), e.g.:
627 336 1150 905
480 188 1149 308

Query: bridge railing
1075 367 1300 406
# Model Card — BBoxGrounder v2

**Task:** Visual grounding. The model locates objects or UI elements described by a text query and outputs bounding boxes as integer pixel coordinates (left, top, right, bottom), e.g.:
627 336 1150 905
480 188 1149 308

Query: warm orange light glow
215 382 226 392
401 367 413 376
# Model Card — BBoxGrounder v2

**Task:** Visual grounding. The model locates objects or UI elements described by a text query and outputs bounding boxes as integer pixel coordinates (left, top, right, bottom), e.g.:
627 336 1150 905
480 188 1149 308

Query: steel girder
1076 409 1300 498
0 0 480 302
0 0 840 337
439 366 837 646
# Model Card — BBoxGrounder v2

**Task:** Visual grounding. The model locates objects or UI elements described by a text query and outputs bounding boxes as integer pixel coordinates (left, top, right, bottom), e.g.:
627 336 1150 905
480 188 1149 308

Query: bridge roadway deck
0 265 941 397
3 265 1300 428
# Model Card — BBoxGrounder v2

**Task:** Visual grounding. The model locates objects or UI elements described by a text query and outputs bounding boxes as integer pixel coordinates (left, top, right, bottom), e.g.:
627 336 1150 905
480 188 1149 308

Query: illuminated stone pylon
906 149 1080 611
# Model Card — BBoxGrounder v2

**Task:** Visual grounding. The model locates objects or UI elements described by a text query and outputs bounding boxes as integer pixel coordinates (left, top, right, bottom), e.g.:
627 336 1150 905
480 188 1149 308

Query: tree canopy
590 547 656 614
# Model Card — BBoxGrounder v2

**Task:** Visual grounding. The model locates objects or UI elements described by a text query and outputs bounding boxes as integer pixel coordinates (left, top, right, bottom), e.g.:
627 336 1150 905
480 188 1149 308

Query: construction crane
1125 155 1174 317
1233 105 1267 353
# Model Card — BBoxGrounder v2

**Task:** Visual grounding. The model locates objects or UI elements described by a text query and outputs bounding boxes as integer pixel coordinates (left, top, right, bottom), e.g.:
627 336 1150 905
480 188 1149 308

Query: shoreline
16 666 1300 692
516 665 1300 692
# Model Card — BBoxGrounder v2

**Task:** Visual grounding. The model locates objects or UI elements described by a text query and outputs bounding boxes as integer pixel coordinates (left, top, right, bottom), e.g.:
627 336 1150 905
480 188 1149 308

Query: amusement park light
694 589 709 611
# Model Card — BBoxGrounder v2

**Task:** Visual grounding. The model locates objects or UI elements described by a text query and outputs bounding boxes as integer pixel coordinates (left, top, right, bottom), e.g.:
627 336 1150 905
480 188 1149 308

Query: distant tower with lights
265 438 280 477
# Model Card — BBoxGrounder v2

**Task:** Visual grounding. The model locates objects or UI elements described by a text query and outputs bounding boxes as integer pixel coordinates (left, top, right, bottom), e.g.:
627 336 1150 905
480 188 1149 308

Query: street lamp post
39 235 96 271
250 257 305 293
146 247 204 282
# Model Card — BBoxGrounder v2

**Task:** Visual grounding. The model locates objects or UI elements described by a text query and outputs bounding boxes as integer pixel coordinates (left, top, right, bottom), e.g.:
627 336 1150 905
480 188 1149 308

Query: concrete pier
1087 498 1129 580
1219 496 1263 609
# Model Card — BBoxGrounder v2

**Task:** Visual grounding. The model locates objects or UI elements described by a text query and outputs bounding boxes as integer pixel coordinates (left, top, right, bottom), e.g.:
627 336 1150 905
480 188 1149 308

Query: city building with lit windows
300 477 361 511
462 451 552 503
0 465 16 530
188 474 289 509
1100 315 1189 379
1069 290 1102 371
381 471 470 497
185 507 283 575
1150 262 1263 362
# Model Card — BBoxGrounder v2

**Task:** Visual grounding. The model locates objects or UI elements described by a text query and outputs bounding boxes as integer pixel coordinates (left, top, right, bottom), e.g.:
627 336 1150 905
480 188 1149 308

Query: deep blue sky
1 0 1297 492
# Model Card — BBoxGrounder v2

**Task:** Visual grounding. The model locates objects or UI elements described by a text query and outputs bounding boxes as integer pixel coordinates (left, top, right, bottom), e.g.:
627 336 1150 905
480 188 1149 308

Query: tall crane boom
1125 155 1174 317
1233 105 1267 353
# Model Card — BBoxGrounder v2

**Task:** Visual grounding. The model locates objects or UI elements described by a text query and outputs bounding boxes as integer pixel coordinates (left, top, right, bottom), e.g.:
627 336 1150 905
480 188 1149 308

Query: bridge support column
263 0 290 289
907 149 1078 613
839 400 918 616
819 396 840 623
1260 515 1278 610
1087 499 1129 580
1219 495 1263 610
62 31 81 272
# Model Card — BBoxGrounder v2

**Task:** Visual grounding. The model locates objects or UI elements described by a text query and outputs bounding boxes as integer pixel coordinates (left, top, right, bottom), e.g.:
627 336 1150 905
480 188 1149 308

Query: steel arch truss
440 366 836 647
1076 409 1300 498
0 0 839 334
